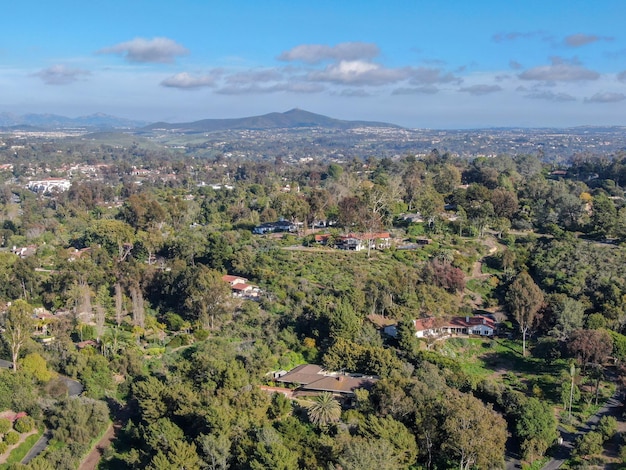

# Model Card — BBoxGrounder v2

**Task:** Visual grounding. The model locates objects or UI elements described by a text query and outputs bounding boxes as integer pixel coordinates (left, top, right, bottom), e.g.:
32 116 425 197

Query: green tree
568 328 612 372
337 436 401 470
184 265 232 330
361 414 418 467
249 426 298 470
306 392 341 428
442 390 507 470
148 440 203 470
198 432 231 470
21 352 53 382
515 397 558 461
1 300 34 372
590 193 617 238
574 431 603 458
0 418 10 435
505 271 544 356
84 219 135 260
597 415 617 442
548 294 584 341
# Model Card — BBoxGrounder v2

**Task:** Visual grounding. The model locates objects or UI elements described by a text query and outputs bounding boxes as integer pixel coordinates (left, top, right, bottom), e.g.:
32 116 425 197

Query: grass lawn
439 336 617 428
0 428 43 469
438 337 569 403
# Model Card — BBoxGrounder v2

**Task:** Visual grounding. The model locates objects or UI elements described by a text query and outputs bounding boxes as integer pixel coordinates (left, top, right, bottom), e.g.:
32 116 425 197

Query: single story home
253 220 300 234
384 315 496 339
316 232 391 251
222 274 261 299
275 364 377 397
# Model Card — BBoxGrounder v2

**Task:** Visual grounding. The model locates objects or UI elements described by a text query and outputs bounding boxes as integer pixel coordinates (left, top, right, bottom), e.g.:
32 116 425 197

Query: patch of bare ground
78 422 116 470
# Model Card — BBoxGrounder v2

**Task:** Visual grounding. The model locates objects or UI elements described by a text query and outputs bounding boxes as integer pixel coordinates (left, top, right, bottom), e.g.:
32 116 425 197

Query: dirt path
78 422 116 470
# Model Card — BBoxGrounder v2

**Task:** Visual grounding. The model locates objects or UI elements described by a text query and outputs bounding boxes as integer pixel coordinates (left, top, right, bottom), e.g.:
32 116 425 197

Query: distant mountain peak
0 112 147 129
142 109 401 133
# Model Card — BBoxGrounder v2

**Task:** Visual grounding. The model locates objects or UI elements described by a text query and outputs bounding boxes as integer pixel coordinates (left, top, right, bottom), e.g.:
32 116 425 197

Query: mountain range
143 108 402 132
0 112 147 130
0 109 400 132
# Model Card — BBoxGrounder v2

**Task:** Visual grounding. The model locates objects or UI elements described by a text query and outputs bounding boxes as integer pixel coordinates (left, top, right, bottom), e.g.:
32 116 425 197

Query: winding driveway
20 376 84 464
541 391 623 470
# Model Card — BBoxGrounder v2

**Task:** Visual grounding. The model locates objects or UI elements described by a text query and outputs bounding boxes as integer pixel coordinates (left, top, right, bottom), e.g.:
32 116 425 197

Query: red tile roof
414 315 496 331
222 274 247 284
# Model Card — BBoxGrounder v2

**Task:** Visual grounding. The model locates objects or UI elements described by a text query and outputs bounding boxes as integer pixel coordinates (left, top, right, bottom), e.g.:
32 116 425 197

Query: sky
3 0 626 128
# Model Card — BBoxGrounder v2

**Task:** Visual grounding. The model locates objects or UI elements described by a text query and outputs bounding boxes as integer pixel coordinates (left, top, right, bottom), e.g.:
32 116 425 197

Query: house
318 232 391 251
384 315 496 339
222 274 261 299
27 178 71 193
275 364 377 398
11 245 37 258
253 220 299 234
314 233 332 244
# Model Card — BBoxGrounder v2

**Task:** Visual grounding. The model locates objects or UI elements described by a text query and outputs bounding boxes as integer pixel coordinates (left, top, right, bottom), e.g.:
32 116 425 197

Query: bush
166 334 191 349
0 418 10 434
574 431 603 458
193 329 209 341
597 415 617 442
0 441 7 454
4 431 19 445
14 416 34 433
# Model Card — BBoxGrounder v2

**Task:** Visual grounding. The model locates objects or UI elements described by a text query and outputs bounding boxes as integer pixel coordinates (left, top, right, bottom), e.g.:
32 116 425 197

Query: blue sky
3 0 626 128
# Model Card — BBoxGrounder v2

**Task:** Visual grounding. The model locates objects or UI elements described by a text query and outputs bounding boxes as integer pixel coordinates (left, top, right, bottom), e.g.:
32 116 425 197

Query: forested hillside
1 140 626 469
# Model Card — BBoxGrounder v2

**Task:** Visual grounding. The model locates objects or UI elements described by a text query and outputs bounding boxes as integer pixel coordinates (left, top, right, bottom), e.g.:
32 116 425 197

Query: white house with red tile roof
221 274 261 299
385 315 496 338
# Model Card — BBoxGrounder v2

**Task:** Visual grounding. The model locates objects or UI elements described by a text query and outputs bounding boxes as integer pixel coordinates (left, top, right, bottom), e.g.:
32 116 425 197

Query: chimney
466 316 469 323
483 317 486 325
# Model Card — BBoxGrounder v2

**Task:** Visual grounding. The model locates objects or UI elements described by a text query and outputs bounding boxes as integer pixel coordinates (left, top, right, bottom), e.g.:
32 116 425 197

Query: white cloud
458 84 502 95
565 33 613 47
33 65 90 85
410 67 460 85
161 72 218 89
278 42 379 64
307 60 412 86
98 37 188 63
519 57 600 81
392 86 439 95
216 82 324 95
338 89 371 97
492 31 553 43
226 69 284 85
524 90 576 102
584 92 626 103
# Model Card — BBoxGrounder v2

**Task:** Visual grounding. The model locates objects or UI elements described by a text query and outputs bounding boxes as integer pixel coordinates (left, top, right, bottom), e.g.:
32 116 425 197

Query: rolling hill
143 108 402 132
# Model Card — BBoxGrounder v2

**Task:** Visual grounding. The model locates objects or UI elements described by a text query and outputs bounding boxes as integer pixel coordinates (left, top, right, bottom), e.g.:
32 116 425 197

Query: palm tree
307 392 341 427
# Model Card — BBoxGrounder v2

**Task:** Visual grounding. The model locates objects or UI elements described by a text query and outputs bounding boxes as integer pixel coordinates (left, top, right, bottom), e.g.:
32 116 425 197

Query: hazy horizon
3 1 626 128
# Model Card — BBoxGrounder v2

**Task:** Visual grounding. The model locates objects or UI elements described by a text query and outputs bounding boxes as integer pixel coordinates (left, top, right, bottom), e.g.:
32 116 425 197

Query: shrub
597 415 617 442
193 329 209 341
166 334 192 349
14 416 34 433
4 431 19 445
574 431 603 458
0 441 8 454
0 418 10 434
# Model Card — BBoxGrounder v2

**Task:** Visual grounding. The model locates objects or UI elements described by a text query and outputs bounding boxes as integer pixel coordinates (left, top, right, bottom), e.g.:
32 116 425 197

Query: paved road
21 430 52 464
21 376 84 464
541 392 623 470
